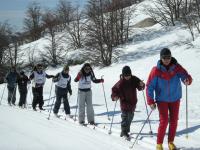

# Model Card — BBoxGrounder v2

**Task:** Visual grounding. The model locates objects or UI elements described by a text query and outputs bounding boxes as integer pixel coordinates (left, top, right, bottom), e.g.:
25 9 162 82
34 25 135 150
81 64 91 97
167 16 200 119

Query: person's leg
63 94 70 115
11 87 16 105
53 92 62 114
157 102 169 144
38 87 44 110
168 100 180 143
85 90 94 123
7 88 13 104
78 91 86 123
127 111 134 133
32 87 38 110
18 90 23 107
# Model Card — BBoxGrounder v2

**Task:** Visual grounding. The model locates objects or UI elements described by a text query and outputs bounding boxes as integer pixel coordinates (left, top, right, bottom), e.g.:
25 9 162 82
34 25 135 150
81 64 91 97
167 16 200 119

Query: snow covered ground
1 0 200 149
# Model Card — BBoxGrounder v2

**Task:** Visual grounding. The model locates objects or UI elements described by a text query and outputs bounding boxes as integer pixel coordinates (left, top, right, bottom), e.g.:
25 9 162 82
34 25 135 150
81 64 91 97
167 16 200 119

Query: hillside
0 0 200 149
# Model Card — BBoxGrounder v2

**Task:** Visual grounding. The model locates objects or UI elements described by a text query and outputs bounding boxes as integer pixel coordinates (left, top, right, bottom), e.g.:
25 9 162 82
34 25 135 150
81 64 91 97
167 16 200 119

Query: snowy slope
1 0 200 149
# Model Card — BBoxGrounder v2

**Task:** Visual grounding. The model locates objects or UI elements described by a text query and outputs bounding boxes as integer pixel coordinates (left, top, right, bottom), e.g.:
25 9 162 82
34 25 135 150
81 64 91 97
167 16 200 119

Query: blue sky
0 0 87 31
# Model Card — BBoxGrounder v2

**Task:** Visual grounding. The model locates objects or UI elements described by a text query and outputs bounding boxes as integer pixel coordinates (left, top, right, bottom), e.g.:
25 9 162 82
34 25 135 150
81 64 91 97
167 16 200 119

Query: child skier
29 64 54 111
17 71 30 108
74 63 104 125
53 65 72 118
111 66 145 139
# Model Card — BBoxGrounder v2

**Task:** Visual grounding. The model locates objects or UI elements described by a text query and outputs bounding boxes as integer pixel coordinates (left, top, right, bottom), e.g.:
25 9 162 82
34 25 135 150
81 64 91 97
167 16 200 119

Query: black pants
32 87 44 109
19 91 27 106
121 111 134 134
53 87 70 115
7 86 16 104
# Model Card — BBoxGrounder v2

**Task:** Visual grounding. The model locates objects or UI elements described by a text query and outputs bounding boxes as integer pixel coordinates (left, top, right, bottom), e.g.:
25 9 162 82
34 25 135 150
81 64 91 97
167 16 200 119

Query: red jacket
111 75 144 112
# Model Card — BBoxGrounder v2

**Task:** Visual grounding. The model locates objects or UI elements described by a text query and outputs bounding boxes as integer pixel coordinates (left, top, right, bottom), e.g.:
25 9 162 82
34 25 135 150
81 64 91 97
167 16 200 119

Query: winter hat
122 66 132 76
160 48 171 58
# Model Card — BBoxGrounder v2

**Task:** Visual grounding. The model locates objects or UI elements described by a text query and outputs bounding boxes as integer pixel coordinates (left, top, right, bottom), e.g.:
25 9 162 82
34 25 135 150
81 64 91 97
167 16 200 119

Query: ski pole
0 83 6 105
47 95 56 120
130 109 153 149
101 75 110 121
185 84 188 139
142 90 153 134
108 100 117 134
47 81 53 112
74 90 79 121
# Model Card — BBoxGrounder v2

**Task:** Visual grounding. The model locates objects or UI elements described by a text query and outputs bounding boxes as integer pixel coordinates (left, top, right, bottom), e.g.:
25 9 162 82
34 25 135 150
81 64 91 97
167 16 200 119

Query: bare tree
41 10 67 66
0 22 11 66
65 4 84 49
84 0 133 66
145 0 185 26
56 0 74 30
24 2 43 41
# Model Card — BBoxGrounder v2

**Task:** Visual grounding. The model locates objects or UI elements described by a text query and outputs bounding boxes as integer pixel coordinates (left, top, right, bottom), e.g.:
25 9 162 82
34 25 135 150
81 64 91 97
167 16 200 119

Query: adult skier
53 65 72 117
146 48 192 150
5 66 19 106
74 63 104 125
29 64 54 111
111 66 145 139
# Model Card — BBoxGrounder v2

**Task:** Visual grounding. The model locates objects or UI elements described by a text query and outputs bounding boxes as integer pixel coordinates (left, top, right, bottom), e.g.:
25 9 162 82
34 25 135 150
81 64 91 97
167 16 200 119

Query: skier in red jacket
111 66 145 139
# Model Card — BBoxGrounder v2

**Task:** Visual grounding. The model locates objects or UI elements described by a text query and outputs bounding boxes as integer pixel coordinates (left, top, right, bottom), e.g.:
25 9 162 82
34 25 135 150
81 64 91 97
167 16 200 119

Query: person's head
122 66 132 80
36 63 43 71
63 65 69 73
10 66 16 72
160 48 172 66
82 63 91 74
20 71 24 76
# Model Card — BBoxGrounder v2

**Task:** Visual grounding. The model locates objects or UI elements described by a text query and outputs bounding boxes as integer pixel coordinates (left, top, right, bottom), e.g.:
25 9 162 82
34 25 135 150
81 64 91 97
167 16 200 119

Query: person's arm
52 73 60 82
134 76 145 91
29 72 34 80
146 67 158 105
46 73 54 78
74 71 82 82
91 73 103 83
111 80 122 101
176 64 192 85
67 77 72 95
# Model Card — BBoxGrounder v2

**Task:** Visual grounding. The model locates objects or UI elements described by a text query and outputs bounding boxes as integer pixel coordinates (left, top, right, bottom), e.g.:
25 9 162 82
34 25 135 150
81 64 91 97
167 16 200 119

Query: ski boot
156 144 163 150
168 142 177 150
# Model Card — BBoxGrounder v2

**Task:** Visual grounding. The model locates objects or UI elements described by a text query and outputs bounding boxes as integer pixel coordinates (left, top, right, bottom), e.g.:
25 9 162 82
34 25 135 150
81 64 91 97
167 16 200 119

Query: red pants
157 100 180 144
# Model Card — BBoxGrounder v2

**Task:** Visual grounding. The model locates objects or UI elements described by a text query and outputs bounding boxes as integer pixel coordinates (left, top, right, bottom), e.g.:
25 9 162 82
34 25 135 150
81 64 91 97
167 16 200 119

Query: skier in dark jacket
111 66 145 139
17 71 30 108
5 66 19 106
146 48 192 150
74 63 104 125
53 65 72 117
29 64 54 111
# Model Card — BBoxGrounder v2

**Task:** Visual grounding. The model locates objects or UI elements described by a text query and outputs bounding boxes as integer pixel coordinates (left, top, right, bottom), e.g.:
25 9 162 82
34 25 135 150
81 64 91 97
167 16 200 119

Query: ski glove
150 104 156 110
112 97 119 101
101 79 104 83
184 78 192 85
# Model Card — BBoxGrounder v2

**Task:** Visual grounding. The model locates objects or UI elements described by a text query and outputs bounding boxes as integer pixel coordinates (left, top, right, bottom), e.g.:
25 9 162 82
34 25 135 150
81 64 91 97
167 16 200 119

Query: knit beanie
160 48 171 58
122 66 132 76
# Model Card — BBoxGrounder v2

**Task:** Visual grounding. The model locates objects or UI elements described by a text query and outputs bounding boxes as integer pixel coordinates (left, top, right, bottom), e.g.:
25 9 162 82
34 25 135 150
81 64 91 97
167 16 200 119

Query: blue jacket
5 71 18 89
146 57 192 104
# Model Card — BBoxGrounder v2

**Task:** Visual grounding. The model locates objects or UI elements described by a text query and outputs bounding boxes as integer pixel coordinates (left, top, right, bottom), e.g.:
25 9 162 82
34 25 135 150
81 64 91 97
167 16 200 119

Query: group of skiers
2 48 192 150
